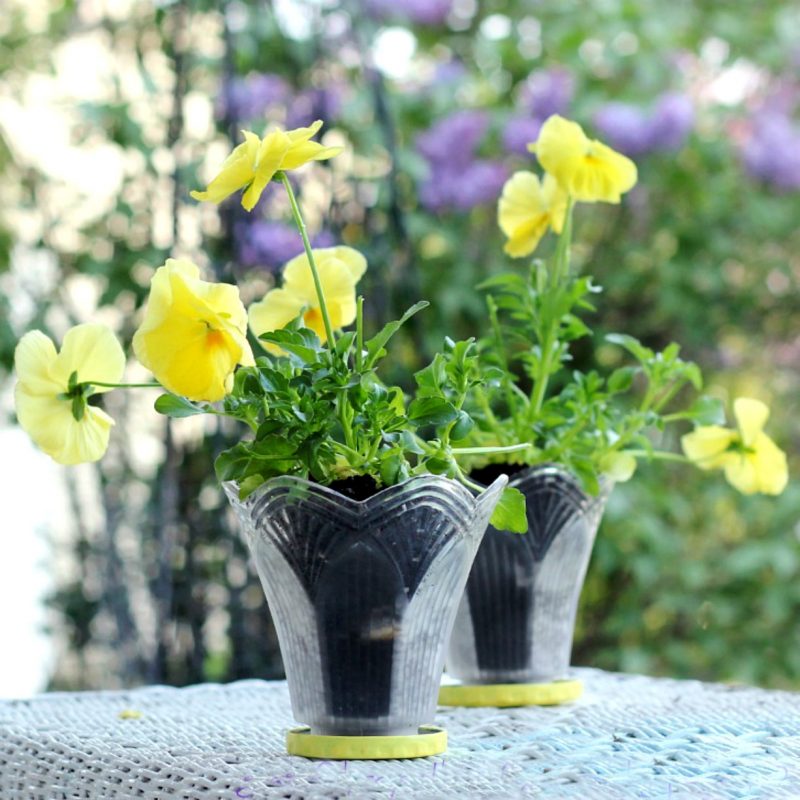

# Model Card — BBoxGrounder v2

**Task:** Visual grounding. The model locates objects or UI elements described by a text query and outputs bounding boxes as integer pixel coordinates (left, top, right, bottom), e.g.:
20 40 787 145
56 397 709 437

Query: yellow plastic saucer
286 724 447 760
438 678 583 708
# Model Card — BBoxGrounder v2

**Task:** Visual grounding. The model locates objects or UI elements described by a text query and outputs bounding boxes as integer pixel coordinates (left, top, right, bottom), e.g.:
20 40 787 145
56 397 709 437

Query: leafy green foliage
462 215 717 493
156 307 528 531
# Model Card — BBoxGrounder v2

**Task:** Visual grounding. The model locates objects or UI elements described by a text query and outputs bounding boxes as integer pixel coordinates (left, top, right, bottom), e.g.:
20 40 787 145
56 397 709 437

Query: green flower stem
450 443 531 456
279 171 336 348
624 449 691 463
487 296 522 422
83 381 162 390
474 386 502 436
449 460 486 495
528 197 575 420
338 397 356 450
551 197 574 287
356 295 365 371
651 378 689 414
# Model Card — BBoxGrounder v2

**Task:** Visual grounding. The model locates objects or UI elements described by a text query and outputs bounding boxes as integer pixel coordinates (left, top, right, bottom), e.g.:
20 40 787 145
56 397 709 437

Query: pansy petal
503 216 549 258
54 406 115 465
733 397 769 449
280 142 343 170
243 130 291 211
533 115 637 202
14 331 60 395
284 252 356 308
15 386 73 454
285 120 324 143
315 247 367 284
190 133 259 204
133 259 252 401
750 432 788 495
55 323 125 392
248 288 305 339
498 172 545 236
541 173 569 233
681 425 737 470
723 453 760 495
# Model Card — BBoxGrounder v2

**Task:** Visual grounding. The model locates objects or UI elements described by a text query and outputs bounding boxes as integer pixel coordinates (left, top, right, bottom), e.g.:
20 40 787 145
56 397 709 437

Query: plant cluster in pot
438 115 790 708
12 123 531 760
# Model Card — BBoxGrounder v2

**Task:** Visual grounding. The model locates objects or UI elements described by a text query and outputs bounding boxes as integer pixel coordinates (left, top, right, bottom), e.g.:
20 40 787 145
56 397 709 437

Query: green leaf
684 362 703 391
606 333 654 363
608 366 637 394
414 354 446 395
215 444 257 483
380 452 410 485
450 410 474 441
258 330 319 364
490 487 528 533
238 474 266 499
688 395 726 425
71 395 85 422
477 272 528 293
424 457 451 474
365 301 429 368
154 393 208 418
408 397 458 427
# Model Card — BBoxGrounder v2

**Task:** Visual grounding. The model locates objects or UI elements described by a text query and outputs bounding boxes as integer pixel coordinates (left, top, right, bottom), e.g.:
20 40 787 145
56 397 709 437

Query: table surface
1 667 799 800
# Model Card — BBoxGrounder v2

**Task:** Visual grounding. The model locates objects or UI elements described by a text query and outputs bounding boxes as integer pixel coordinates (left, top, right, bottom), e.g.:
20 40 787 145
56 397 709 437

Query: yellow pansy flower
681 397 788 495
249 246 367 345
133 259 254 402
497 171 568 258
14 324 125 465
190 121 342 212
529 115 637 203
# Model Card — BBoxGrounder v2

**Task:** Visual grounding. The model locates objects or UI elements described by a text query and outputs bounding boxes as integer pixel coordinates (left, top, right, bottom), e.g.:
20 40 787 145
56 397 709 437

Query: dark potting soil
469 462 527 487
325 474 382 501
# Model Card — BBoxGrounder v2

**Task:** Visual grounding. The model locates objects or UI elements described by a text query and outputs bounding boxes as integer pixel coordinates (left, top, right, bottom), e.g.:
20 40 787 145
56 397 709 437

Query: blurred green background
1 0 798 691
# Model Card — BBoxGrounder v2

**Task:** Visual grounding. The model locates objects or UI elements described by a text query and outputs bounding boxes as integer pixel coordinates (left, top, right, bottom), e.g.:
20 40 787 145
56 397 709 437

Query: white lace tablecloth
1 667 799 799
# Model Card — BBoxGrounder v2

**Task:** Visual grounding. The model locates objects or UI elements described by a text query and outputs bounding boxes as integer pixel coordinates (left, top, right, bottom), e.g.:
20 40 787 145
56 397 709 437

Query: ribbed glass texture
224 474 506 735
447 465 610 684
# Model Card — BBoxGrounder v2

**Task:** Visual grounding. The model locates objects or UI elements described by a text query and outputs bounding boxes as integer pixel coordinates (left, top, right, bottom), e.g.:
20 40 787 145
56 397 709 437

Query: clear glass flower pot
446 465 610 685
224 474 506 736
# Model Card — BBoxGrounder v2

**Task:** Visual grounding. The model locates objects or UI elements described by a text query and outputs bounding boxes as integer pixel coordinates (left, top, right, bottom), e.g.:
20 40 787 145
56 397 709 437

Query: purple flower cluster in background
431 60 466 87
365 0 452 26
416 110 508 212
220 73 290 122
521 68 575 119
503 68 574 155
742 112 800 190
417 110 488 164
593 93 694 158
219 73 343 128
286 86 344 129
235 221 336 271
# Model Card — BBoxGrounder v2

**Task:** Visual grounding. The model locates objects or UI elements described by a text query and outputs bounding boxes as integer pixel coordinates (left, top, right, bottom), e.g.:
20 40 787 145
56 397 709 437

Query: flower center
304 307 323 329
206 329 226 349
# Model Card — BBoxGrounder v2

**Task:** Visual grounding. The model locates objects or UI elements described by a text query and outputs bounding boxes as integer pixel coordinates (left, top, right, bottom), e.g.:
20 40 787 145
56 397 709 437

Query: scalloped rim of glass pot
222 472 509 515
472 462 612 497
